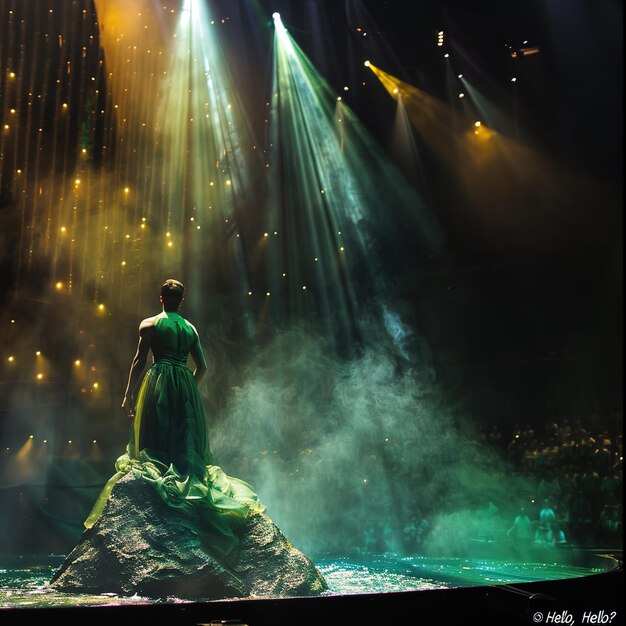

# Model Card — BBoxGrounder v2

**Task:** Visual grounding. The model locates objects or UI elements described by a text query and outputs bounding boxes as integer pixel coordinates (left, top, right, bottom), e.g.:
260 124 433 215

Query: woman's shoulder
138 313 162 330
183 317 200 337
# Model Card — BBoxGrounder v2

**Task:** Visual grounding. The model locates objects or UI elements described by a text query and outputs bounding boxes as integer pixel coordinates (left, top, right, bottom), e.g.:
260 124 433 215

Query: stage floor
0 548 622 625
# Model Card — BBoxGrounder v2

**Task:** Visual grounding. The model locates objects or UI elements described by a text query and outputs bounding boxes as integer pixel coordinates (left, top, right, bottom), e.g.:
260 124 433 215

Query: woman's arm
121 320 153 418
188 323 208 385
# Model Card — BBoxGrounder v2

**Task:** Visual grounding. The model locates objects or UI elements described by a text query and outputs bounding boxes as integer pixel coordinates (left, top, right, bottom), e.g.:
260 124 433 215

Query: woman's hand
121 396 134 419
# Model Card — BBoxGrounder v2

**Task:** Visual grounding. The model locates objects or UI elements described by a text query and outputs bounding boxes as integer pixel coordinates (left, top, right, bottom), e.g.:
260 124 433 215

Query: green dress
85 312 263 554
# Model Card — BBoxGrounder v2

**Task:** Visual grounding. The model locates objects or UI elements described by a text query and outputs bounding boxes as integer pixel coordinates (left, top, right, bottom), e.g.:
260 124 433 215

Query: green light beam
269 15 441 352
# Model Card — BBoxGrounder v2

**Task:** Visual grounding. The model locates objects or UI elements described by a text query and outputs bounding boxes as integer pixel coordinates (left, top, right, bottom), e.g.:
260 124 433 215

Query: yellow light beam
367 63 618 248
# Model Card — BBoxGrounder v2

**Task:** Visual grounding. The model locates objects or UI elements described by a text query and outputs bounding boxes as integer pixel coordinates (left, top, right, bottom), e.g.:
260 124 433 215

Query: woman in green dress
85 279 263 554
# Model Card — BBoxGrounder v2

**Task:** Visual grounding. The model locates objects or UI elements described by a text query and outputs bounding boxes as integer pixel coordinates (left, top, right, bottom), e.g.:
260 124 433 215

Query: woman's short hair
160 279 185 309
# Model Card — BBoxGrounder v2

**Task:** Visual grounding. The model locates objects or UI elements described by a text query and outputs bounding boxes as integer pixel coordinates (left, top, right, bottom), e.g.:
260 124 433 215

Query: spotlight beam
269 23 441 351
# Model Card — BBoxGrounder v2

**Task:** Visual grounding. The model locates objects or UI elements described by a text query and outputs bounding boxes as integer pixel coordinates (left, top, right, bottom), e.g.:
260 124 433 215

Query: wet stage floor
0 551 609 609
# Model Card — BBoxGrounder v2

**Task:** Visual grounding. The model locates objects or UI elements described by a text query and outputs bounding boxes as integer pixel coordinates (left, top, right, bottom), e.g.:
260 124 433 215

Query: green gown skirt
85 357 264 555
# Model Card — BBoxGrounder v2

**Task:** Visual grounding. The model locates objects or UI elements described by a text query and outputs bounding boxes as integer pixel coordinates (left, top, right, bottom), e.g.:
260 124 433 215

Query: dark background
248 0 624 426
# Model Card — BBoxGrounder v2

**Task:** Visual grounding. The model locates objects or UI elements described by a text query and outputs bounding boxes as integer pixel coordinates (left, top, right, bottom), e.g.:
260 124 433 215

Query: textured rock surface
50 474 328 600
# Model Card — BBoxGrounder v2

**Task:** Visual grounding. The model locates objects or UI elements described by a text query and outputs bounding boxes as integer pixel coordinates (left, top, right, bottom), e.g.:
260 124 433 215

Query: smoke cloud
207 311 531 558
